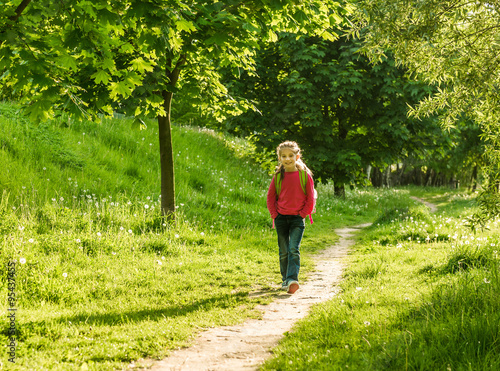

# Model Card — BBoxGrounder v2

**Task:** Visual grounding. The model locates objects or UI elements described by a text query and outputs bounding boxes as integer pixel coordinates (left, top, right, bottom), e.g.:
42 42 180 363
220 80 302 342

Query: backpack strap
275 173 282 198
299 170 307 194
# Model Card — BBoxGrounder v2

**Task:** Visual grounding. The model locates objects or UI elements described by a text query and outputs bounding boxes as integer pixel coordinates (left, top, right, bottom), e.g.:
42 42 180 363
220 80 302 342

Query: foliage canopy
352 0 500 220
0 0 347 216
225 32 438 194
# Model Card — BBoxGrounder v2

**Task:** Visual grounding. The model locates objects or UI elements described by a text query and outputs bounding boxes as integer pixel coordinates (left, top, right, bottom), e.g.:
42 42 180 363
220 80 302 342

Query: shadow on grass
13 291 254 340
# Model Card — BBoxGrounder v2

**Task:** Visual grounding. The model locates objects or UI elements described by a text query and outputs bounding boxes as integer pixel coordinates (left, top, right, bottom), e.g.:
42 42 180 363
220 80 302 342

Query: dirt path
140 223 372 371
410 196 438 213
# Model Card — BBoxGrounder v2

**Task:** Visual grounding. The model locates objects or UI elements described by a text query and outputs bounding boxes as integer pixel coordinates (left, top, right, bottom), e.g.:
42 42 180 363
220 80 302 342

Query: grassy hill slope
0 102 271 230
0 101 282 369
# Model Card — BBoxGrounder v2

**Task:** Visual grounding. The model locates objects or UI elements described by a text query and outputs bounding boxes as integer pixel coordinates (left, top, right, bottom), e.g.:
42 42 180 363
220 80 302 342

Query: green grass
0 102 282 369
261 189 500 370
0 102 415 370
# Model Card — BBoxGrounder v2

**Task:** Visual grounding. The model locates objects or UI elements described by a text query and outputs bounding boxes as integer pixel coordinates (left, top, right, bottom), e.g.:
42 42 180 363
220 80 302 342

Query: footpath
138 223 372 371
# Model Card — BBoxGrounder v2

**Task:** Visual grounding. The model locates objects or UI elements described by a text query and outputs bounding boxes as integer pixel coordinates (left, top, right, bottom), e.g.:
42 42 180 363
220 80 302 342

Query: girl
266 141 315 294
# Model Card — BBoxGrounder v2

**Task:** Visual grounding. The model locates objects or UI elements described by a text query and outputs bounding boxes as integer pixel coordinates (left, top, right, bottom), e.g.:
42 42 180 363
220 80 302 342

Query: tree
224 32 436 196
352 0 500 221
0 0 344 219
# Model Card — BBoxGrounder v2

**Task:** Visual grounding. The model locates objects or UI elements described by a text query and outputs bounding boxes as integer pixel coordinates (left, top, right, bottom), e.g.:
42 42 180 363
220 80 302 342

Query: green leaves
224 31 439 187
91 70 110 85
109 81 133 99
0 0 349 126
175 19 197 33
354 0 500 220
134 56 156 72
56 55 79 72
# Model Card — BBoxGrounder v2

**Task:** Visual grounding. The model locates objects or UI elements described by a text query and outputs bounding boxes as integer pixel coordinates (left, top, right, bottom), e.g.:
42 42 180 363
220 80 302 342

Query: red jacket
266 171 315 221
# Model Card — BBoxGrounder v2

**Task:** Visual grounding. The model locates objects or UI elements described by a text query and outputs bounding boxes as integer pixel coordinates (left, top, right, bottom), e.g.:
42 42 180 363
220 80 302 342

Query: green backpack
275 170 317 222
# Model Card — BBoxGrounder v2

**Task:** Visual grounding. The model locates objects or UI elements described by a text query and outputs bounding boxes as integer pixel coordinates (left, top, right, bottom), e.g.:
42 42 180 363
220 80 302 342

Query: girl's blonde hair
275 141 313 176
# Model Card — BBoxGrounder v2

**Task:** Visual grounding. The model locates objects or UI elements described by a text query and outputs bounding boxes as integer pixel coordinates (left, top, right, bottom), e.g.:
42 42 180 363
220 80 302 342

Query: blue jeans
275 214 305 284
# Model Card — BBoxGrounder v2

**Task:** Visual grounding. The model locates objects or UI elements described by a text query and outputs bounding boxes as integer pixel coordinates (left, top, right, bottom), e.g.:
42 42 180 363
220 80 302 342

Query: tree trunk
384 165 391 187
371 167 383 187
366 165 372 182
158 94 176 219
157 55 186 220
397 161 406 185
425 168 433 186
471 165 478 192
416 167 423 186
334 183 345 198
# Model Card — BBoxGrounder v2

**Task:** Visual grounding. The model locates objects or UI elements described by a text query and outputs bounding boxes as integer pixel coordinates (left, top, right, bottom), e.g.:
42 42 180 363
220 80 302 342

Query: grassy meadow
263 190 500 370
0 101 413 370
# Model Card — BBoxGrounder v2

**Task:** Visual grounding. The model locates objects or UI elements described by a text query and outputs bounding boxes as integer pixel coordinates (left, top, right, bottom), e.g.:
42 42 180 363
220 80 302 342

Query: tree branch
10 0 33 22
0 0 32 46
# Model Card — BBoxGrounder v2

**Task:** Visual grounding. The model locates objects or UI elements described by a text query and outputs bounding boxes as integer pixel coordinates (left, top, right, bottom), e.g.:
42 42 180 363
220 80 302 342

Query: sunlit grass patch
262 189 500 370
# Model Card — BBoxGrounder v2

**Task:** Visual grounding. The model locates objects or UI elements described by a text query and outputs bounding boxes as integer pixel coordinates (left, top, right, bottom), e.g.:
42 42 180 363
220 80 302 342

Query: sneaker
287 281 299 294
281 282 288 290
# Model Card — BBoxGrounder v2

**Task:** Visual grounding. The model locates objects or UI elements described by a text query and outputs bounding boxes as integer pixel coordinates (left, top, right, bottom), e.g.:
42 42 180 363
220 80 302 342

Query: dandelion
356 287 363 291
120 226 124 231
76 239 81 243
364 321 371 326
200 232 205 236
19 258 26 264
63 273 68 278
144 204 149 209
28 238 34 243
175 234 180 238
18 226 25 231
112 252 116 255
128 229 133 234
97 232 102 237
157 260 162 265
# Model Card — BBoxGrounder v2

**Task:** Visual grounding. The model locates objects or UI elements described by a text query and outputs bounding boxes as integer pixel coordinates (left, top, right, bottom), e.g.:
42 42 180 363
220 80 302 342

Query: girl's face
279 148 299 172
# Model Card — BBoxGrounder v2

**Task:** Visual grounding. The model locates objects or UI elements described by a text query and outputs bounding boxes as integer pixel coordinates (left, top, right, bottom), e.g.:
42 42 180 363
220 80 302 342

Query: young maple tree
0 0 347 219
